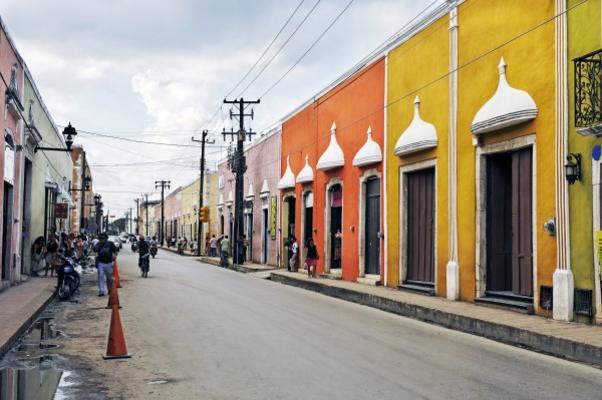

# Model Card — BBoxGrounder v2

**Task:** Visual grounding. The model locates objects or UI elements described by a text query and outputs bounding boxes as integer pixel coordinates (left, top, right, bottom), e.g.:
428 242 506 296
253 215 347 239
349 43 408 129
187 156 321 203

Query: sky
1 0 438 218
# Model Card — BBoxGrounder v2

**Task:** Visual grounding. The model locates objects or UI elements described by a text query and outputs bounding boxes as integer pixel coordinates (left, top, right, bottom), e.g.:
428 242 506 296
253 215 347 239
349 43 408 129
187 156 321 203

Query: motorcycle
57 258 81 301
150 245 157 258
131 241 138 252
139 253 150 278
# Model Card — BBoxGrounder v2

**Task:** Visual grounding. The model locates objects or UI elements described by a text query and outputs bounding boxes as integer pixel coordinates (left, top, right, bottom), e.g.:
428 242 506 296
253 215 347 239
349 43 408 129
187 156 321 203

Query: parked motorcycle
150 245 157 258
131 241 138 252
57 258 81 301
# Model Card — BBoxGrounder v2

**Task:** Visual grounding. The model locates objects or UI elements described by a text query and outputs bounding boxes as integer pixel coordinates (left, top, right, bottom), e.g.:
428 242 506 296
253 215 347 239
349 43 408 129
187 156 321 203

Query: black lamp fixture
34 122 78 153
565 153 582 185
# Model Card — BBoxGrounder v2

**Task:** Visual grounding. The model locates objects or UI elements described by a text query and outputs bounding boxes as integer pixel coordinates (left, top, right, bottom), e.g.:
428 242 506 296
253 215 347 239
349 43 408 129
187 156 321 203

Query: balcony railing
575 48 602 135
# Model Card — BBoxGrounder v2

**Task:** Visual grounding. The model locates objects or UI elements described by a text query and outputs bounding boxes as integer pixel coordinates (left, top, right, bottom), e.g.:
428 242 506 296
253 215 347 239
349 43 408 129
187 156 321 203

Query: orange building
279 58 385 283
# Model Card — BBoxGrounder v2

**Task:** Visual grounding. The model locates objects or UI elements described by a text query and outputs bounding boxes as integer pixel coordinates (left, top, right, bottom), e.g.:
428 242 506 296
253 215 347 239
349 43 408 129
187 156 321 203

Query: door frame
324 178 343 274
591 157 602 323
399 159 437 286
300 188 313 270
261 204 269 264
358 168 381 279
475 134 537 300
281 191 295 269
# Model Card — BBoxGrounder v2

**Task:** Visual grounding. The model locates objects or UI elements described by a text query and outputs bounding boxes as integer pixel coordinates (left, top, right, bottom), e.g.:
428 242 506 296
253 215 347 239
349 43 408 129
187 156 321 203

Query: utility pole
155 180 171 246
128 208 133 234
192 130 215 256
222 97 260 265
134 198 140 235
143 193 149 236
80 151 86 233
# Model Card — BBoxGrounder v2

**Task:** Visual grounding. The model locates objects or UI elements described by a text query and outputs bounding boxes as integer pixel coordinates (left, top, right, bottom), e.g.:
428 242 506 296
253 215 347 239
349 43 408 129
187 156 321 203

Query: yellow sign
270 196 277 239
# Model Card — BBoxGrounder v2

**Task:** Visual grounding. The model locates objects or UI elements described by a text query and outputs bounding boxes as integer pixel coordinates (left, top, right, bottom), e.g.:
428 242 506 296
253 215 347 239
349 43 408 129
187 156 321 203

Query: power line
259 0 355 99
224 0 306 99
237 0 323 97
74 128 225 148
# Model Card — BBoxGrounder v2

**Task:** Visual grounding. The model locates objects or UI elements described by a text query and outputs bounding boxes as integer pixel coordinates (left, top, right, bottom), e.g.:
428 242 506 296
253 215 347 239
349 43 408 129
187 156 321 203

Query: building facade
568 0 602 323
279 59 385 281
69 146 93 235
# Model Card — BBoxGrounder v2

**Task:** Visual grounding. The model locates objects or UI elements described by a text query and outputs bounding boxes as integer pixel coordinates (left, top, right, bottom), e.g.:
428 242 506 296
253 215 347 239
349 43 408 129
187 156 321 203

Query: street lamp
565 153 582 185
35 122 78 153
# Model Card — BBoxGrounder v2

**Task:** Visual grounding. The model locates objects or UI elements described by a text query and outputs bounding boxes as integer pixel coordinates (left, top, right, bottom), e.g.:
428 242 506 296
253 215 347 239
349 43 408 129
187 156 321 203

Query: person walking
288 236 298 272
31 236 47 277
220 235 230 267
210 235 218 257
44 237 59 277
94 233 118 297
306 238 319 278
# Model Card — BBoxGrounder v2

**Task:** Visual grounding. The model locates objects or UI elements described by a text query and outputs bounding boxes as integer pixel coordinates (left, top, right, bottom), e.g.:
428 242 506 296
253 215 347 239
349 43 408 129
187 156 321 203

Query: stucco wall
281 58 385 281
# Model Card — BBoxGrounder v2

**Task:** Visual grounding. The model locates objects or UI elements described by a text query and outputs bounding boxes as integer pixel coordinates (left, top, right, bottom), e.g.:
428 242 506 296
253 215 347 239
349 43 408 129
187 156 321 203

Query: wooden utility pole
154 180 171 245
222 97 260 265
191 130 215 256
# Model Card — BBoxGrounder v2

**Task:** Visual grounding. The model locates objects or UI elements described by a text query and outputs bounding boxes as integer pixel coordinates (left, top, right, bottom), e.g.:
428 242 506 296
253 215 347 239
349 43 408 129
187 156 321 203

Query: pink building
217 127 282 266
0 17 25 288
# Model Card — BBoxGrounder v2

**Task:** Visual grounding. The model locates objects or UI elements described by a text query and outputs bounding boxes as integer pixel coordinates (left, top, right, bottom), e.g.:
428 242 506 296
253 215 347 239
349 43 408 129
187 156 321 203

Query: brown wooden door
511 148 533 297
486 148 533 297
365 177 380 275
486 153 513 292
406 168 435 284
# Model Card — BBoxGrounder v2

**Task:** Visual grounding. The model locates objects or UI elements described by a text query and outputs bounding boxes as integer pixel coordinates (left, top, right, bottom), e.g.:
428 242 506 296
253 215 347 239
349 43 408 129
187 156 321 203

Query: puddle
0 366 63 399
26 317 63 342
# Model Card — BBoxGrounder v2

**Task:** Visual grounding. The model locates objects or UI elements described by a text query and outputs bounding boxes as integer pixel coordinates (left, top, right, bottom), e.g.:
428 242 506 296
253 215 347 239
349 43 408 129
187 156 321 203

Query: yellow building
181 178 200 242
386 0 569 319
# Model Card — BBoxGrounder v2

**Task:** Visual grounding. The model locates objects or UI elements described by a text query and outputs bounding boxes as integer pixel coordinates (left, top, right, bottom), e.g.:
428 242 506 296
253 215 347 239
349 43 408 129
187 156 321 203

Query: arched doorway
327 184 342 272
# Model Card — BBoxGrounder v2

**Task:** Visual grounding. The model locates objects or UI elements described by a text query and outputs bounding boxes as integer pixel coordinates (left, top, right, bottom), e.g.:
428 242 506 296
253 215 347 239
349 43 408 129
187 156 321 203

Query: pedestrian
44 237 59 277
288 236 298 272
241 234 249 263
94 233 118 297
306 238 319 278
333 229 342 269
31 236 46 277
210 235 217 257
220 235 230 267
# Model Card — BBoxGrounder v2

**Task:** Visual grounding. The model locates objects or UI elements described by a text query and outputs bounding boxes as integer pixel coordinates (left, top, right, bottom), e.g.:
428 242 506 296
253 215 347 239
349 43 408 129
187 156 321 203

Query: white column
553 0 573 321
446 4 460 300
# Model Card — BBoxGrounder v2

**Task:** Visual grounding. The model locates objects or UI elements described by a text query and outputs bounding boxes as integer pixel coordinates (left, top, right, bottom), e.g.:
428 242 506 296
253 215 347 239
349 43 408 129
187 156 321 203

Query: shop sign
55 203 69 219
270 196 277 240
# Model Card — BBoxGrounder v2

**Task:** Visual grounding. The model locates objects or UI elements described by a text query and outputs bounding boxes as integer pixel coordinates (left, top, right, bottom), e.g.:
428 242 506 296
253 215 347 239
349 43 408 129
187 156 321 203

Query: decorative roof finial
331 122 336 135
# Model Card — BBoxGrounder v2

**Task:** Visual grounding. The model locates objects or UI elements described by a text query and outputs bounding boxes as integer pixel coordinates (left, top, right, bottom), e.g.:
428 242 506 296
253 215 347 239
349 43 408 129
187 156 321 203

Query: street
17 248 597 399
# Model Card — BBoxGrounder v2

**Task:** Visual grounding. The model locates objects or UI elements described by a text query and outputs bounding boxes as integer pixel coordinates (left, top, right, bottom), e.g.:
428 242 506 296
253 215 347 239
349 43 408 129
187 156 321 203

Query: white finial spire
331 122 336 134
367 126 372 136
498 57 506 76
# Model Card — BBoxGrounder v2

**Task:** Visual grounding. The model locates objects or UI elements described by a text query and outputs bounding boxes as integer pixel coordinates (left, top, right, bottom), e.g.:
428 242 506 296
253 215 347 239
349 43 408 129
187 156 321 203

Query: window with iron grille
574 288 593 318
539 286 553 311
574 48 602 135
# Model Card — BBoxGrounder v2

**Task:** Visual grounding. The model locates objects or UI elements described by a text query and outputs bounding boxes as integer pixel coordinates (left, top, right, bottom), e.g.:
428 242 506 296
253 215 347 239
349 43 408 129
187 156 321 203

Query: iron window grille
539 286 553 311
574 48 602 135
574 288 593 318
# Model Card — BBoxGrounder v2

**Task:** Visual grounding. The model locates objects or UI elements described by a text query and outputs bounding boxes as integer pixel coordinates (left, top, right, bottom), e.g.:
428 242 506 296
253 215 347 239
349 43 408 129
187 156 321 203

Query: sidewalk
198 256 276 274
0 278 56 356
159 245 196 256
270 270 602 367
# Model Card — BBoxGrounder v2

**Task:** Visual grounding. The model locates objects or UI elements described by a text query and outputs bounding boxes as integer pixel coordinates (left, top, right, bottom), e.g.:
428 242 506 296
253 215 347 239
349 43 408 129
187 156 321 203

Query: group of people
166 236 198 254
287 236 319 278
30 232 92 278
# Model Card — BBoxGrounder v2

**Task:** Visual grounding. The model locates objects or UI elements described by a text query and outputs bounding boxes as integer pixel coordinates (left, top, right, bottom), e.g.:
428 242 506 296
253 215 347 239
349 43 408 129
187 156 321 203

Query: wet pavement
0 270 108 400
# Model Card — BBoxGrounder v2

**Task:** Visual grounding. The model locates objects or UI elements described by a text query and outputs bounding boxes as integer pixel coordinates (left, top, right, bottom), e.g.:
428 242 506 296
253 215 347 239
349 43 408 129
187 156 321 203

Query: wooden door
406 169 435 284
511 148 533 297
365 177 380 275
486 153 513 292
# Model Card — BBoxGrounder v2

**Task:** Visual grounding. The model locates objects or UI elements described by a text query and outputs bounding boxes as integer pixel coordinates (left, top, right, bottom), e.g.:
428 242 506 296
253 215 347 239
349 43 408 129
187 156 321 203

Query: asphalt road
112 247 602 399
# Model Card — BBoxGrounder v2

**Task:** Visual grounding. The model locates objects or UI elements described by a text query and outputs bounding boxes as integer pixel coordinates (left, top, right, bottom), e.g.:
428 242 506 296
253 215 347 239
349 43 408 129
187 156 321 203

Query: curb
198 257 276 274
270 272 602 368
0 289 55 357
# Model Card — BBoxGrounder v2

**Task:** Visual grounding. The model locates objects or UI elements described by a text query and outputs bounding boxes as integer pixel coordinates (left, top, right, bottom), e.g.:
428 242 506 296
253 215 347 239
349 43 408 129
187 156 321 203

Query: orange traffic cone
106 281 122 309
113 260 122 288
103 283 131 360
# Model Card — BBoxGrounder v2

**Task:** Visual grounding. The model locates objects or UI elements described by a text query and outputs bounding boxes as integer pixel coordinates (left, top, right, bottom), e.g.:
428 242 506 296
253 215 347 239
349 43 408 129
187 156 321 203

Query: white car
108 235 122 250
